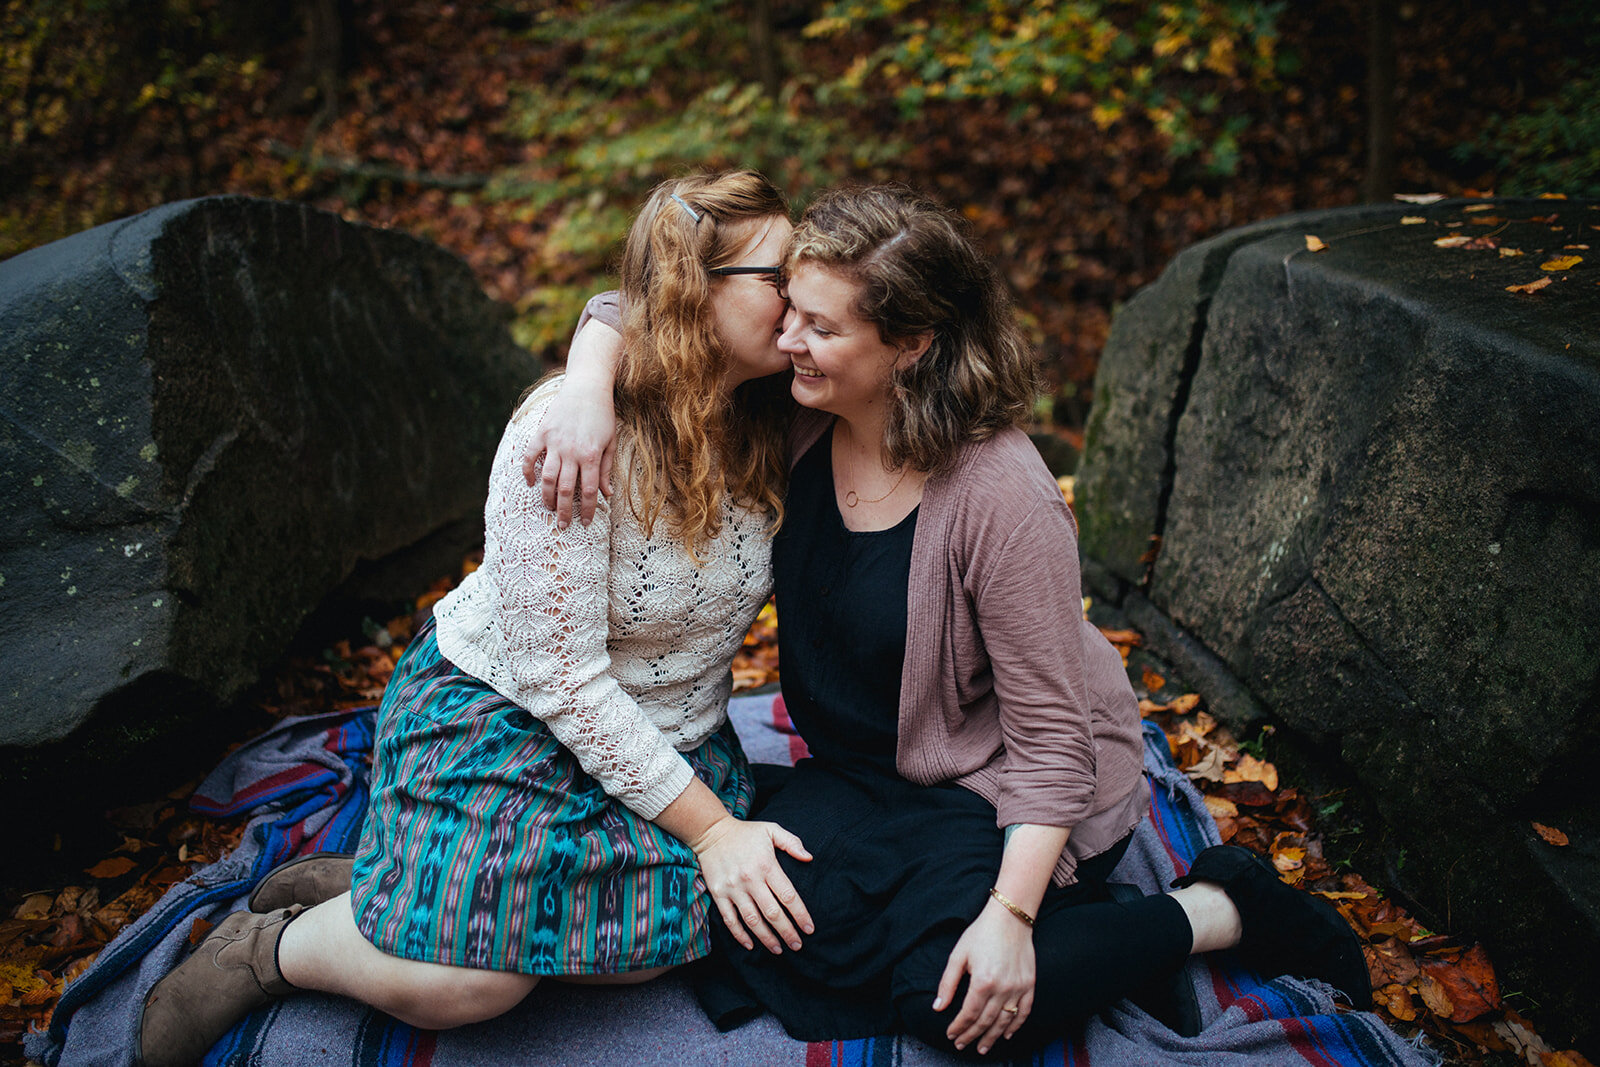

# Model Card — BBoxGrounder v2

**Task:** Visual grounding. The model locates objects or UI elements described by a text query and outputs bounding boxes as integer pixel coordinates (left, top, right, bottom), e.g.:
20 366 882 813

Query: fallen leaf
1541 255 1582 271
1224 753 1279 791
1395 193 1445 204
1419 945 1501 1022
1185 746 1228 783
1434 234 1498 250
1499 247 1525 257
1204 795 1238 819
1417 970 1454 1018
1469 215 1505 225
1316 889 1371 900
1366 937 1420 988
1496 1013 1555 1060
1304 234 1327 252
13 894 53 920
1533 821 1569 846
1373 982 1418 1021
1464 203 1496 212
1507 277 1553 294
188 916 215 946
1272 846 1306 873
1543 1052 1600 1067
84 857 137 880
1141 666 1166 692
1564 244 1591 250
1399 216 1426 225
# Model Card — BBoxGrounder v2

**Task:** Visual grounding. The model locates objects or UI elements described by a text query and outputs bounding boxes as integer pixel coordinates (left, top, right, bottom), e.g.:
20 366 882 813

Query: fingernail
979 1047 989 1055
803 923 814 934
789 940 800 950
932 998 944 1011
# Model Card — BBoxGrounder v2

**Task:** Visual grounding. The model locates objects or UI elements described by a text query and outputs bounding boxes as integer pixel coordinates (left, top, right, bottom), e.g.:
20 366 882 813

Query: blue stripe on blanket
29 706 1435 1067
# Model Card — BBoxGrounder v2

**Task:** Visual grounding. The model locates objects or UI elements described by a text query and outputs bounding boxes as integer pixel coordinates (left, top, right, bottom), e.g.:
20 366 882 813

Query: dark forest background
3 0 1596 427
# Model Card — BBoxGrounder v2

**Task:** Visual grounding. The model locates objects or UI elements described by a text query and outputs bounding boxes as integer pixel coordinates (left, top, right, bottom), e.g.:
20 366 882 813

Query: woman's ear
895 331 935 369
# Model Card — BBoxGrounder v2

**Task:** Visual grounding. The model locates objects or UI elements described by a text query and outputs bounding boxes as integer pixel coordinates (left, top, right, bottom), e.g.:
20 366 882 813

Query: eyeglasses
709 266 782 279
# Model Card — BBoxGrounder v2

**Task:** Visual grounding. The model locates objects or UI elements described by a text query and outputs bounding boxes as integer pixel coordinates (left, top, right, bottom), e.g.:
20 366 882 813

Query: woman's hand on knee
934 904 1036 1055
691 816 814 955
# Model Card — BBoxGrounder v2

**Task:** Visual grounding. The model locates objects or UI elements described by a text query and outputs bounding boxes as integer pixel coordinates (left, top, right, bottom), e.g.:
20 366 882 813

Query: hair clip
670 193 703 223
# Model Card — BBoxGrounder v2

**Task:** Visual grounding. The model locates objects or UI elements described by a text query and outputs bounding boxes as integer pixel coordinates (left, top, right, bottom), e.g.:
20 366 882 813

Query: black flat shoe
1173 845 1372 1011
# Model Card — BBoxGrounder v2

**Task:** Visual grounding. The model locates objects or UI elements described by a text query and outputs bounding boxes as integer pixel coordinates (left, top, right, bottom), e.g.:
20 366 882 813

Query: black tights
892 878 1193 1057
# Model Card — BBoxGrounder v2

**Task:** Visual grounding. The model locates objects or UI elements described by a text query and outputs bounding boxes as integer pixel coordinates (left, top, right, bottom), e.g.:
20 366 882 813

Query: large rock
0 196 538 755
1077 199 1600 1051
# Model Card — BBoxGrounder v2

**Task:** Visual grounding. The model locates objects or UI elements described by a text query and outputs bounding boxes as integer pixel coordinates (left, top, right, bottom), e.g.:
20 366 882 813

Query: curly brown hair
785 184 1038 472
614 171 793 555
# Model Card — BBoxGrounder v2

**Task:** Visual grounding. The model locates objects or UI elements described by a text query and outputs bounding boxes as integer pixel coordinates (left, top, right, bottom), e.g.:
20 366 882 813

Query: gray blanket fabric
31 695 1436 1067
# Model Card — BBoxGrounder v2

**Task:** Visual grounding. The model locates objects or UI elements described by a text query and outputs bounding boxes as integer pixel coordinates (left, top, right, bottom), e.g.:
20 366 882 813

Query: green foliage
492 0 897 354
807 0 1286 176
2 0 263 166
1458 9 1600 197
1465 77 1600 198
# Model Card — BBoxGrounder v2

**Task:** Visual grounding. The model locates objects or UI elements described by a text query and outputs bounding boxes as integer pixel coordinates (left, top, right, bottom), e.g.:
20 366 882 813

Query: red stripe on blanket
772 695 811 763
805 1042 834 1067
1282 1017 1343 1067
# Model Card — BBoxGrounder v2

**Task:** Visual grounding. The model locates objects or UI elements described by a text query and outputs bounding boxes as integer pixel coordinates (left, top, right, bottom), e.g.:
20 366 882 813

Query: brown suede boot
137 905 302 1067
247 853 354 912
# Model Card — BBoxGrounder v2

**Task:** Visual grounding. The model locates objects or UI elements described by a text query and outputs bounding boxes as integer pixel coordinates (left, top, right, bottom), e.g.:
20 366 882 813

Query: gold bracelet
988 887 1035 927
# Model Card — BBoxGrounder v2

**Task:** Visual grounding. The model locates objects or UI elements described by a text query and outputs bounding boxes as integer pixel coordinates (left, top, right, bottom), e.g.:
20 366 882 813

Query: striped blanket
30 696 1435 1067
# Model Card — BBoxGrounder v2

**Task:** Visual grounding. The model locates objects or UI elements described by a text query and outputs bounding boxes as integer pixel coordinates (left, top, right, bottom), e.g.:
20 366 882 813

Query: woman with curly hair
137 171 818 1066
532 183 1371 1058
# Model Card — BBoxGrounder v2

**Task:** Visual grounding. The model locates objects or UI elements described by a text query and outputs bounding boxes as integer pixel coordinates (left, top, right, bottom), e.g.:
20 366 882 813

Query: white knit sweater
433 380 774 819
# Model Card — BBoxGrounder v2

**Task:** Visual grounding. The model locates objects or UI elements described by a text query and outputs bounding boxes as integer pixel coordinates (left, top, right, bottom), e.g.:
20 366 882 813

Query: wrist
562 366 613 395
688 813 737 856
987 887 1037 929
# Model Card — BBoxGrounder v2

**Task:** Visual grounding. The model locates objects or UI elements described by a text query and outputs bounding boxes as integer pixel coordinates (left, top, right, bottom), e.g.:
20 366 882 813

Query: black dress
699 430 1191 1052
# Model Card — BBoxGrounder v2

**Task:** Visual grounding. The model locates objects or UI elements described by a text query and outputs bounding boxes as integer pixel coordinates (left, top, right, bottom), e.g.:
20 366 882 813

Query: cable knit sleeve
438 393 695 820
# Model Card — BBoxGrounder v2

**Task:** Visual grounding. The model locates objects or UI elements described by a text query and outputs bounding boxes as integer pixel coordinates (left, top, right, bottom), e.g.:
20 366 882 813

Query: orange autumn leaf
1373 982 1418 1022
1541 254 1582 271
1223 752 1279 791
1141 666 1166 692
1533 821 1569 846
1419 945 1501 1023
1272 846 1306 873
1304 234 1327 252
1507 277 1553 294
1417 970 1455 1018
1366 937 1420 988
1542 1052 1599 1067
84 857 137 879
1204 795 1239 819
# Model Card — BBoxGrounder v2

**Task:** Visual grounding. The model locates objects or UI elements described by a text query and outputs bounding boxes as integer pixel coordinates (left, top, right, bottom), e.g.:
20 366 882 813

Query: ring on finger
1002 1005 1020 1014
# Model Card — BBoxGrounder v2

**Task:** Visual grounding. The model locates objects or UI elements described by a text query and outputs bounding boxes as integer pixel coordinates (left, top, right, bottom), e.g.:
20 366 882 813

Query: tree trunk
1362 0 1398 203
749 0 780 100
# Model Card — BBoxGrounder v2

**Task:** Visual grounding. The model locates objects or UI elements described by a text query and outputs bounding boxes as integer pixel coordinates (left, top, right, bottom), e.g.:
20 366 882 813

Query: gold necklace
842 446 908 508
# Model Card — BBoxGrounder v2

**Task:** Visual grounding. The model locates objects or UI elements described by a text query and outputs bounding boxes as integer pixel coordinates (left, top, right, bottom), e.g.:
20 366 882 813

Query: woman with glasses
137 171 819 1067
530 183 1371 1058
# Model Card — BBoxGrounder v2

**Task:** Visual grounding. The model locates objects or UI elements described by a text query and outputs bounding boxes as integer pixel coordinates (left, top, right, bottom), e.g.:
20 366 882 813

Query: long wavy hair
785 184 1038 473
614 171 793 555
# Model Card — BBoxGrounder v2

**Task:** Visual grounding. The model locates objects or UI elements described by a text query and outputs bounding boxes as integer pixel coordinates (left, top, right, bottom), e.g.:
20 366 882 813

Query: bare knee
391 969 539 1030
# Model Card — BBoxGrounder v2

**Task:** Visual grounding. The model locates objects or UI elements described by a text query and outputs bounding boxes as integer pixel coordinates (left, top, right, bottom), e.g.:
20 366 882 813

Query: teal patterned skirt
350 617 753 975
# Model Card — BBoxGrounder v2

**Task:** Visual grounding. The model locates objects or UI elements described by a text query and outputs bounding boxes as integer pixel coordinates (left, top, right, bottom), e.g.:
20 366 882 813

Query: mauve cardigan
582 293 1148 884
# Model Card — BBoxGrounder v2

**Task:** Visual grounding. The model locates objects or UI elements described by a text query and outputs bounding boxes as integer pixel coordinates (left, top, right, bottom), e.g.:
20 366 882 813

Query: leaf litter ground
0 545 1587 1067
